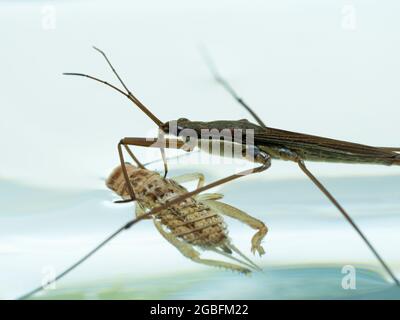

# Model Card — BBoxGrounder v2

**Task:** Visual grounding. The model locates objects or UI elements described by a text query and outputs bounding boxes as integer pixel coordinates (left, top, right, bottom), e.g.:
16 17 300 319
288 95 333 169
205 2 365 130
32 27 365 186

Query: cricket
106 162 267 272
62 47 400 286
18 153 268 300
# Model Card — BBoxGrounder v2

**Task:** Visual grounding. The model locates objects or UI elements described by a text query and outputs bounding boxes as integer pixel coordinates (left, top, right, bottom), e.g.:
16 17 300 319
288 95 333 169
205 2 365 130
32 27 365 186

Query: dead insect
63 47 400 285
106 163 267 273
18 159 267 300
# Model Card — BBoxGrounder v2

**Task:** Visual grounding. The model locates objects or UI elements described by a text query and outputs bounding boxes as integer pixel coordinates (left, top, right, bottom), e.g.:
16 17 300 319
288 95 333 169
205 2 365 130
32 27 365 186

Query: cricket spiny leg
135 203 152 220
224 243 263 271
153 219 252 274
210 247 261 271
203 200 267 256
196 193 224 201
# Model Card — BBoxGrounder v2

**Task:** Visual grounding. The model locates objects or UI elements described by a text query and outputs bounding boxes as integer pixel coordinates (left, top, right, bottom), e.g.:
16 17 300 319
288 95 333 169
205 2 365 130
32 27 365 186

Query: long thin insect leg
204 50 400 285
158 130 169 178
210 248 261 271
18 156 271 300
199 47 267 128
123 144 145 169
143 150 198 167
117 141 136 202
298 160 400 286
17 221 131 300
222 244 263 271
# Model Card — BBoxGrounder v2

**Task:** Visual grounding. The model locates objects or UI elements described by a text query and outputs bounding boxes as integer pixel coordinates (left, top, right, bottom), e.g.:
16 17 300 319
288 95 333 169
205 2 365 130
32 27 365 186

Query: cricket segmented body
106 164 228 248
106 163 267 274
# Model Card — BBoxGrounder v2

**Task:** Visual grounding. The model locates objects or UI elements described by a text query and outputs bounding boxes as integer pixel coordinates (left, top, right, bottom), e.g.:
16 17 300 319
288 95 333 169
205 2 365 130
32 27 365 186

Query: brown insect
106 162 267 273
63 47 400 286
18 160 267 300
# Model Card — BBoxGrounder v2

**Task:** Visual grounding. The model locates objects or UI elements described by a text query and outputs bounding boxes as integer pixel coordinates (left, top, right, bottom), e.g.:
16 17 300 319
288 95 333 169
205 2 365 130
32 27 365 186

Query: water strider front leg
153 219 252 274
116 136 189 203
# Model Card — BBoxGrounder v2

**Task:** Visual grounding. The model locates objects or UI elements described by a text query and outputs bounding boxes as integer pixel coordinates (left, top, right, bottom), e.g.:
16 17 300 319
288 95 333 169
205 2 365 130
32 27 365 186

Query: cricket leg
196 193 224 201
201 200 267 256
171 172 205 189
153 219 252 274
171 173 230 201
210 247 262 271
134 203 152 220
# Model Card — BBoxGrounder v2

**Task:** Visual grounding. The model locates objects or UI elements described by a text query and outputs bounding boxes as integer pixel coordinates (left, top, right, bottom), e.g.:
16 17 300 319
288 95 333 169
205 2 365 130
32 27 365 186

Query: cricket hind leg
210 246 262 271
153 219 252 274
171 172 205 189
202 199 267 256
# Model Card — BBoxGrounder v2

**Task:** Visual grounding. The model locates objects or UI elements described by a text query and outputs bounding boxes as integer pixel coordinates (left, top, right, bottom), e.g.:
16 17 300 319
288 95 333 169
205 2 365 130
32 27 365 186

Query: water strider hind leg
278 147 400 286
153 220 252 274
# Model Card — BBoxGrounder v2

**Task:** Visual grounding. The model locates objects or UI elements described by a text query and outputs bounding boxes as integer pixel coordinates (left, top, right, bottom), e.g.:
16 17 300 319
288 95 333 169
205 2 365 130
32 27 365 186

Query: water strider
63 47 400 285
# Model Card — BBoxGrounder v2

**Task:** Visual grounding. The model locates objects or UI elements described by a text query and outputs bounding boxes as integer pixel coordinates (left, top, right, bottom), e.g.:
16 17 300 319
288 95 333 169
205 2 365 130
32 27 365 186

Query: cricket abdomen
106 164 229 248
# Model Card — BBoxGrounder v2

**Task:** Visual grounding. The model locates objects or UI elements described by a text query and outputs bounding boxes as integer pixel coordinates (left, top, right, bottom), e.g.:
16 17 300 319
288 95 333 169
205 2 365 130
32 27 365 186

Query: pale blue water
1 174 400 299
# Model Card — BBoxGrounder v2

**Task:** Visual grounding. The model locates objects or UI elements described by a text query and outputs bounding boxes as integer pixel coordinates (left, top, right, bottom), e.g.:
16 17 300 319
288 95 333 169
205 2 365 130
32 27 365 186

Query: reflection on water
31 266 400 300
1 174 400 299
